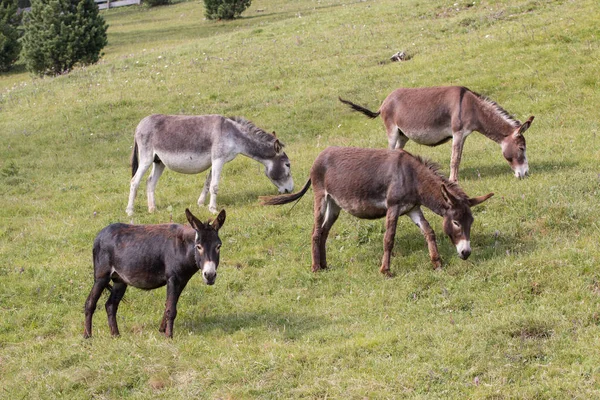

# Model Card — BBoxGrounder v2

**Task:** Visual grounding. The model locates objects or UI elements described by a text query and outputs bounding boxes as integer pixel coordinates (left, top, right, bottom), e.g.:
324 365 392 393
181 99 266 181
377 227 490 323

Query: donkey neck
471 94 520 143
412 160 463 216
227 119 277 162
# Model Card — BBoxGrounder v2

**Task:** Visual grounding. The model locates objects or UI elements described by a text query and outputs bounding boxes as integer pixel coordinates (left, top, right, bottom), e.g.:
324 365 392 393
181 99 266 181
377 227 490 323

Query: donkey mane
470 90 520 128
228 116 277 142
411 153 468 200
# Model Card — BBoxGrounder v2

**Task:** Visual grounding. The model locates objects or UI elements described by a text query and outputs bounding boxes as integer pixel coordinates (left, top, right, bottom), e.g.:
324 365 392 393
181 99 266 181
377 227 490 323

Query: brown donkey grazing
339 86 534 182
84 208 225 338
261 147 493 276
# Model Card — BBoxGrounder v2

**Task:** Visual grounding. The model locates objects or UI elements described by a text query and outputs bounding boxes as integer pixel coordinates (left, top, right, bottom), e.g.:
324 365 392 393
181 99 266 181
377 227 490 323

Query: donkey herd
84 85 534 338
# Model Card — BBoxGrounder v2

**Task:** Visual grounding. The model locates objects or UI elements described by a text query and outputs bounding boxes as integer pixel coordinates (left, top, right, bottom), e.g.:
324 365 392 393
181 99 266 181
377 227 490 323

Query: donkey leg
146 161 165 213
84 277 110 338
380 206 400 276
311 192 327 272
319 196 341 270
449 133 466 182
408 208 441 269
126 153 154 216
395 131 409 150
105 281 128 337
197 169 212 207
161 277 186 338
208 160 225 214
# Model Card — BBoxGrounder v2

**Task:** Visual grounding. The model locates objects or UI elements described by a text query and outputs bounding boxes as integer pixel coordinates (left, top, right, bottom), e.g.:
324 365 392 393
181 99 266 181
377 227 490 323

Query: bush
21 0 108 76
0 0 22 72
203 0 251 20
144 0 170 7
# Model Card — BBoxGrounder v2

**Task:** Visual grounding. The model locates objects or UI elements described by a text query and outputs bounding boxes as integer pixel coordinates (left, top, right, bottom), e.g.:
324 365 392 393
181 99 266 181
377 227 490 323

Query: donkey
261 147 493 276
126 114 294 216
84 208 226 338
339 86 534 182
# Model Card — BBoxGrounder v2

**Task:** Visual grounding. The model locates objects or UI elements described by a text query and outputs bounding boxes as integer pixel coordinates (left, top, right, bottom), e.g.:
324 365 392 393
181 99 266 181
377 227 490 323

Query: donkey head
441 186 494 260
501 116 534 179
264 139 294 194
185 208 226 285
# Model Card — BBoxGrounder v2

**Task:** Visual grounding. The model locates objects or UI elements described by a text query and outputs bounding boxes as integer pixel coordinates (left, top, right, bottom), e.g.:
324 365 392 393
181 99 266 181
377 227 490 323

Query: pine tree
0 0 22 72
21 0 108 76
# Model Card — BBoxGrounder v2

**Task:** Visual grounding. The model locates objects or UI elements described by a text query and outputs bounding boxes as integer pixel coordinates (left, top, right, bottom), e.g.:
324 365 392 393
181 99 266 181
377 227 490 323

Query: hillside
1 0 599 398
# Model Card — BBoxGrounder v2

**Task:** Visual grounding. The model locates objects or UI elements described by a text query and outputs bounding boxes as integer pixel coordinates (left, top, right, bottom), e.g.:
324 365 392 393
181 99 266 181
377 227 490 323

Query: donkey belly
331 194 388 220
403 127 453 146
111 267 168 290
155 151 213 174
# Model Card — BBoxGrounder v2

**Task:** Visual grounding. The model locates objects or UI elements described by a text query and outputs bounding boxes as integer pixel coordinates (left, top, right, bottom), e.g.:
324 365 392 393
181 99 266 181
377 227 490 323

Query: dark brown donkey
84 208 225 338
261 147 493 275
339 86 534 182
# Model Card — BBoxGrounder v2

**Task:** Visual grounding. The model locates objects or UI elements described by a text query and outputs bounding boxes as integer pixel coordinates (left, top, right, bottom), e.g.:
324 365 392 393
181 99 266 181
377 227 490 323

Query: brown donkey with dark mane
339 86 534 182
261 147 493 276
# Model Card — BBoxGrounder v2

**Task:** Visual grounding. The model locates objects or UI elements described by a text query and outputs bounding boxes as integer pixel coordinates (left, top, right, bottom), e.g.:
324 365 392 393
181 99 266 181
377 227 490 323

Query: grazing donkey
84 208 226 338
261 147 493 276
126 114 294 215
339 86 534 182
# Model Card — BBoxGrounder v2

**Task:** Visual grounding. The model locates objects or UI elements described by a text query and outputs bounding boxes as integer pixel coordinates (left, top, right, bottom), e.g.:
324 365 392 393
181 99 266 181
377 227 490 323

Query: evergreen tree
21 0 108 76
0 0 22 72
203 0 251 20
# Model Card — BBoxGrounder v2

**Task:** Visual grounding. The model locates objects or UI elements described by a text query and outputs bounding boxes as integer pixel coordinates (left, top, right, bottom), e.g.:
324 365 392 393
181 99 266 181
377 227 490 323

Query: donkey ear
211 209 226 231
517 116 534 136
441 184 458 206
272 131 277 138
185 208 205 231
274 139 285 154
468 192 494 207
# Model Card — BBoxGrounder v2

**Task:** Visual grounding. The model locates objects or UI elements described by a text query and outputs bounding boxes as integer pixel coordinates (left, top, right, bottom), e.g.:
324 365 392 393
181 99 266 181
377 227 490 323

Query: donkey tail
131 140 139 178
338 97 381 119
260 179 312 206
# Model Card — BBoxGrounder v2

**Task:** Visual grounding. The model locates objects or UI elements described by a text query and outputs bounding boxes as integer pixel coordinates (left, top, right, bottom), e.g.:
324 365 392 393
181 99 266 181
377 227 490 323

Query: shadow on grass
181 310 328 340
392 225 537 265
0 63 27 77
459 159 579 181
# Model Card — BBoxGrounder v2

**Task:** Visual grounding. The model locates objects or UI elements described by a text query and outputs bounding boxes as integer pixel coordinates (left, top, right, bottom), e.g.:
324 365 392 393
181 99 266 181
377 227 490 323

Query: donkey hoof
380 268 394 278
208 206 218 214
126 208 134 216
432 259 442 270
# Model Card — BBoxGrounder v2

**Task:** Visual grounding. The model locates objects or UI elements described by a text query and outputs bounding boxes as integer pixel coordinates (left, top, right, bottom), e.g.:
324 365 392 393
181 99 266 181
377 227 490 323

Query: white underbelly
157 151 213 174
405 127 453 146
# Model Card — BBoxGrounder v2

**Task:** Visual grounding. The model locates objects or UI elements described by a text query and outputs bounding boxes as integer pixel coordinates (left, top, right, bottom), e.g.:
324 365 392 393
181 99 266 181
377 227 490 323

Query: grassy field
1 0 599 397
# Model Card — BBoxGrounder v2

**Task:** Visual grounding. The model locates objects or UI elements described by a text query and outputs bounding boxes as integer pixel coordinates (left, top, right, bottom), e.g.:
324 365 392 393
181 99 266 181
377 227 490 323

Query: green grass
1 0 600 398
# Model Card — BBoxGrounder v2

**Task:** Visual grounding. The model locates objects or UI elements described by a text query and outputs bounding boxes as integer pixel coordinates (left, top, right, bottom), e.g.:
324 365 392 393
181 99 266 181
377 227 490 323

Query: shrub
21 0 108 76
0 0 22 72
144 0 170 7
203 0 251 20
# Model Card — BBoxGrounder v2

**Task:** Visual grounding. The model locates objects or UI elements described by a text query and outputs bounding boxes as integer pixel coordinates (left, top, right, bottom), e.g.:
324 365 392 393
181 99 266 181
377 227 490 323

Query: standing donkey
126 114 294 215
261 147 493 276
84 208 225 338
339 86 534 182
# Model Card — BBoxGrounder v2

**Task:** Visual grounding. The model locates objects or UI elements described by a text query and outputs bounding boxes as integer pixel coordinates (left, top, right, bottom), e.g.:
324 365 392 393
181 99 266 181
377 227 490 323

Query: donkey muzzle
202 261 217 285
456 240 471 260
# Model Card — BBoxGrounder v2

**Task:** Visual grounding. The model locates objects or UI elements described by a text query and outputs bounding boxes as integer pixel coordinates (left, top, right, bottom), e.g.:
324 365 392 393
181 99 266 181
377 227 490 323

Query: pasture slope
1 0 599 398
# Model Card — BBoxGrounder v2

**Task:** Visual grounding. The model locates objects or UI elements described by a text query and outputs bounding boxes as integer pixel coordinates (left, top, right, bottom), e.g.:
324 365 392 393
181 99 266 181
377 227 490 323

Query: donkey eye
452 221 461 229
285 163 291 169
216 244 221 252
196 244 203 252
